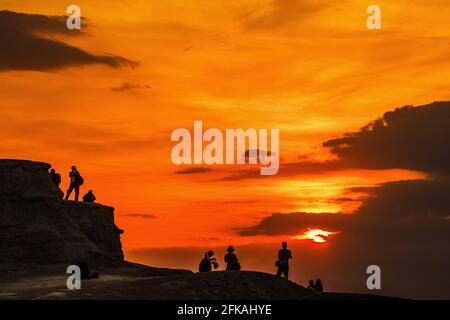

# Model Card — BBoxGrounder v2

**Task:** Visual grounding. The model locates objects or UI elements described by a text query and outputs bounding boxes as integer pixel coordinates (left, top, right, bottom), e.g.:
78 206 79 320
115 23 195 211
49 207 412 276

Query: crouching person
83 190 96 203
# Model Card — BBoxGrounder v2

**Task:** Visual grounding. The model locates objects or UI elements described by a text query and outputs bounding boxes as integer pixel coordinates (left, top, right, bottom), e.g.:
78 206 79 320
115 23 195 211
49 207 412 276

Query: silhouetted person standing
83 190 96 203
276 242 292 280
224 245 241 271
49 168 61 187
65 166 83 201
199 250 218 272
315 279 324 292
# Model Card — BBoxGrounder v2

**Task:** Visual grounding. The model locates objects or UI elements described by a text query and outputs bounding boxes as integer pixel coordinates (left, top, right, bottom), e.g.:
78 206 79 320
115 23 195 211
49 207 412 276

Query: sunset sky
1 1 449 298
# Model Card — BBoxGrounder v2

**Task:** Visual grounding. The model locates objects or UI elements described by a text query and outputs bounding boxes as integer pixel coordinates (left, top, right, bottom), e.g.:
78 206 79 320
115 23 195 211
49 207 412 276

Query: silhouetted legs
276 264 289 280
65 182 79 201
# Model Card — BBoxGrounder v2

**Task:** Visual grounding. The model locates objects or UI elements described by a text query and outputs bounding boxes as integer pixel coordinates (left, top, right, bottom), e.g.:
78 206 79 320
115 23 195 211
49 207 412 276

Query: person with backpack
65 166 83 201
82 190 96 203
275 242 292 280
49 168 61 187
224 245 241 271
199 250 218 272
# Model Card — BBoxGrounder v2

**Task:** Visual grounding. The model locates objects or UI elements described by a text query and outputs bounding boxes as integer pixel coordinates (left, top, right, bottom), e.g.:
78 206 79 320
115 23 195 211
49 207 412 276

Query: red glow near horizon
291 228 338 243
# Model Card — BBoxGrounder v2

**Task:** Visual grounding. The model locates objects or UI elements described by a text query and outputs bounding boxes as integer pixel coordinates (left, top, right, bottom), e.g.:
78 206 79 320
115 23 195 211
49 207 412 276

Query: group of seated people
199 246 241 272
307 279 324 292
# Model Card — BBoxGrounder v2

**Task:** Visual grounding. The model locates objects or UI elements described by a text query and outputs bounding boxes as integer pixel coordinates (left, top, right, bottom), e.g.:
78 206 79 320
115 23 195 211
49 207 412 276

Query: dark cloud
323 101 450 174
0 10 76 35
237 177 450 236
357 179 450 219
221 101 450 181
0 10 136 71
174 167 214 175
236 212 348 236
124 213 157 219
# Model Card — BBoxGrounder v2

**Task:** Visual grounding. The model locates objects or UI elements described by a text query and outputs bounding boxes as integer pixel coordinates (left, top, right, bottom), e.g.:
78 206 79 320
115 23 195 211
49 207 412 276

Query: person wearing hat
224 245 241 271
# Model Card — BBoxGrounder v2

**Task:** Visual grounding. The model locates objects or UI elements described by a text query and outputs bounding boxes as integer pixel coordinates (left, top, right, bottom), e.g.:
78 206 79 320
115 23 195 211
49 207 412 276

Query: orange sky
1 0 449 254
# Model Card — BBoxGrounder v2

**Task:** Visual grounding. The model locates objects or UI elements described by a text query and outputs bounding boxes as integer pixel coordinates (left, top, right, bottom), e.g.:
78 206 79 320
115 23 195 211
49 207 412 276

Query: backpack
75 174 84 186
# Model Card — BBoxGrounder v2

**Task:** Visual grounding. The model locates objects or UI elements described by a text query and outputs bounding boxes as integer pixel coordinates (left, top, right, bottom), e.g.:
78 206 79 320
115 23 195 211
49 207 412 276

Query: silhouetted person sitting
307 280 316 290
275 242 292 280
199 250 218 272
83 190 96 203
76 262 99 280
49 168 61 187
224 245 241 271
315 279 324 292
65 166 84 201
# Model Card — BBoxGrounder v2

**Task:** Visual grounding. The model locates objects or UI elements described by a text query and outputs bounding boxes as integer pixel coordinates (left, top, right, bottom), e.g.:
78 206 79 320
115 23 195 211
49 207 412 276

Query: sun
291 228 338 243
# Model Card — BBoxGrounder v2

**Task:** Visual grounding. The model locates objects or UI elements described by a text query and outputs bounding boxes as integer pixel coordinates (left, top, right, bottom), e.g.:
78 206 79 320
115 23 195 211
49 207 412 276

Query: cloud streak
124 213 157 219
112 82 151 93
174 167 214 175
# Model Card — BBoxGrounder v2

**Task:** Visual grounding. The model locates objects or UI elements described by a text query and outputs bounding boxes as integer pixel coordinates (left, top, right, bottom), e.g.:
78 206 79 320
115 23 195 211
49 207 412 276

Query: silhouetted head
88 190 93 194
226 245 235 253
50 169 55 173
206 250 214 257
282 242 288 249
71 166 77 170
316 279 322 286
309 280 314 286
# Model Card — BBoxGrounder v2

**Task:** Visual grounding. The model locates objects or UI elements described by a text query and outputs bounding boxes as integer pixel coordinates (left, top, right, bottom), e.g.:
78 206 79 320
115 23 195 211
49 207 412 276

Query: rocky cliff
0 159 123 265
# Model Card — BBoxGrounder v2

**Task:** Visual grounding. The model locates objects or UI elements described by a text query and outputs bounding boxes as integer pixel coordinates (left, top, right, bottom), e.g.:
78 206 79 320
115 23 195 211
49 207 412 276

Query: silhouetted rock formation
0 159 123 265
